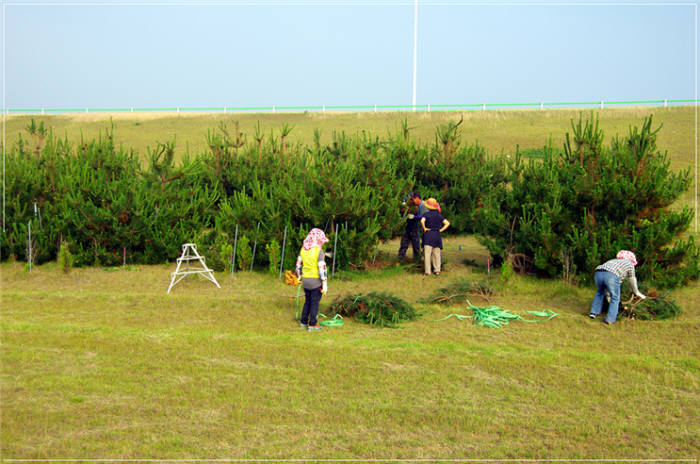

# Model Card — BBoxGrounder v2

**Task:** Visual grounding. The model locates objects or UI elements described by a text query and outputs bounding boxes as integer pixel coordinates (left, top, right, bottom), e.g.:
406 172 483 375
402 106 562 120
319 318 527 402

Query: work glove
407 214 415 219
637 293 646 300
321 281 328 294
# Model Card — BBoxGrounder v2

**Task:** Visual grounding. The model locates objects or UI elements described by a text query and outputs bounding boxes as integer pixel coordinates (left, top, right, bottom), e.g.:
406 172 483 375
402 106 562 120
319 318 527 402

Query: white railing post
540 102 544 111
664 99 668 108
600 101 604 109
374 104 377 113
482 103 486 111
427 104 430 112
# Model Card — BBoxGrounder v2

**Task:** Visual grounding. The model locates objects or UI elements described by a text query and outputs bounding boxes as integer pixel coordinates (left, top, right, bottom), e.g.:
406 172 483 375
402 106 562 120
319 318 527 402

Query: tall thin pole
231 224 239 275
250 221 261 272
278 225 288 280
695 3 698 233
412 0 418 112
27 220 31 272
332 224 340 278
2 3 6 232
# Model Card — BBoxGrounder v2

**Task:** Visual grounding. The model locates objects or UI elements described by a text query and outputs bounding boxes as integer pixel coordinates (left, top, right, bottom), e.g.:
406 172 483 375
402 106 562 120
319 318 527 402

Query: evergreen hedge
2 114 697 287
476 114 698 287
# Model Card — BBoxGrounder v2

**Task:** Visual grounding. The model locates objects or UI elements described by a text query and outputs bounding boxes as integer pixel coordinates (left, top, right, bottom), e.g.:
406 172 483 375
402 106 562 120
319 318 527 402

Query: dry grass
4 106 696 170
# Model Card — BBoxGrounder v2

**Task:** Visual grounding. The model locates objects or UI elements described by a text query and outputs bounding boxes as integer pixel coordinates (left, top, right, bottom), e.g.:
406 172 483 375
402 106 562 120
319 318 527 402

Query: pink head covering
616 250 638 266
302 228 329 250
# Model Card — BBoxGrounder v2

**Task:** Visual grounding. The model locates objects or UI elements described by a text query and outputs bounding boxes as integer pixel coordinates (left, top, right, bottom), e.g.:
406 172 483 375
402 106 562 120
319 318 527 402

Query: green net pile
327 292 419 328
435 300 558 328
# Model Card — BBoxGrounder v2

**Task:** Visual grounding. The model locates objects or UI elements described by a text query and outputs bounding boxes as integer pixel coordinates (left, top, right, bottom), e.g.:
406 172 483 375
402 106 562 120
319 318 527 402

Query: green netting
434 300 558 328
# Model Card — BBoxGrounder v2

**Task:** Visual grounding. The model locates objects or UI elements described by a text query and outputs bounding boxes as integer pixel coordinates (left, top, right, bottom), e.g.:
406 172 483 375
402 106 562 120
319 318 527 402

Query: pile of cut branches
620 289 681 320
327 292 419 328
422 279 494 305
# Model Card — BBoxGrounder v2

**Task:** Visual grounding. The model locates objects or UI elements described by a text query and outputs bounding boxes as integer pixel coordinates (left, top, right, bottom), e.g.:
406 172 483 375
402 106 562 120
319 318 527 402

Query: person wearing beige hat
420 198 450 275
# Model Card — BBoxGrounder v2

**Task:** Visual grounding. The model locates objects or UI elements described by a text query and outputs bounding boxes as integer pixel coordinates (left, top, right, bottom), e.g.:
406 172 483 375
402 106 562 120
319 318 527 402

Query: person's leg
433 247 442 274
399 229 411 261
604 274 622 324
424 245 433 274
398 230 410 260
308 288 322 327
301 287 312 325
410 229 421 261
590 272 607 317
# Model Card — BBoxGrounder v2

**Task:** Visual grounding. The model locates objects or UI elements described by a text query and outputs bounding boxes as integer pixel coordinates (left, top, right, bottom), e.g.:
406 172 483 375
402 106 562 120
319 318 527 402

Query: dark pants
398 227 421 261
301 287 322 326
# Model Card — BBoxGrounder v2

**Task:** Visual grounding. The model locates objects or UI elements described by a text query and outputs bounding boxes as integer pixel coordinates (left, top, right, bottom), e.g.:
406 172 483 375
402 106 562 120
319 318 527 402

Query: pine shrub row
2 114 697 287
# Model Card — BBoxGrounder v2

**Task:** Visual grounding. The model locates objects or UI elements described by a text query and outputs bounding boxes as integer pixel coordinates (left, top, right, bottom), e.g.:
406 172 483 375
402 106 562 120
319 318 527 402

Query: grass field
4 107 697 170
2 236 698 459
2 108 699 459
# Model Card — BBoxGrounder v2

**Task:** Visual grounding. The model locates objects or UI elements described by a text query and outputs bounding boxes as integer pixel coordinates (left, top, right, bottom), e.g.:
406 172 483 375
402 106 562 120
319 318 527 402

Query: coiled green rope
433 300 558 328
318 313 344 327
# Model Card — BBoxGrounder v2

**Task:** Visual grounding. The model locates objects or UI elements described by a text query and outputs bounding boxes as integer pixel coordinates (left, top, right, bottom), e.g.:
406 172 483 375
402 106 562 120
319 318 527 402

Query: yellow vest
300 246 321 278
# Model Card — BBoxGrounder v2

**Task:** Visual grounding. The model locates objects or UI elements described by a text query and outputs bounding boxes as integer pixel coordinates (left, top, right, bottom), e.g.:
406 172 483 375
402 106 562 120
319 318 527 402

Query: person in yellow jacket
295 228 329 331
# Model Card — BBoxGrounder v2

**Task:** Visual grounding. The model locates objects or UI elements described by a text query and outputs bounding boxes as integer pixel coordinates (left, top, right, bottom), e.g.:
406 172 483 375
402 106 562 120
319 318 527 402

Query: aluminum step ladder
167 243 221 294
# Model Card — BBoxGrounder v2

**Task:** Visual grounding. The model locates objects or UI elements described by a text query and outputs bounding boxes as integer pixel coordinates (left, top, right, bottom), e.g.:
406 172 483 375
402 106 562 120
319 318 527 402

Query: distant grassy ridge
4 106 696 169
2 236 698 459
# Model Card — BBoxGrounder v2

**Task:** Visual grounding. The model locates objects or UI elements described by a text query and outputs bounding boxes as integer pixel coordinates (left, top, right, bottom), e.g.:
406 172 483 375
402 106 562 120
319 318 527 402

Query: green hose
295 284 303 321
433 300 558 328
318 313 344 327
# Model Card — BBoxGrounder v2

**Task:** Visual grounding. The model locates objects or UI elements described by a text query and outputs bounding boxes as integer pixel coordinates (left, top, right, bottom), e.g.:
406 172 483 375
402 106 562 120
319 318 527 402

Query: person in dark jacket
398 193 427 262
420 198 449 275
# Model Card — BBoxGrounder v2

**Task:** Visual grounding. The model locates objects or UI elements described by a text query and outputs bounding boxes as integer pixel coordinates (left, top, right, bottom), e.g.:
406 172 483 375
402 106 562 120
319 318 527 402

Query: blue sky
2 0 698 109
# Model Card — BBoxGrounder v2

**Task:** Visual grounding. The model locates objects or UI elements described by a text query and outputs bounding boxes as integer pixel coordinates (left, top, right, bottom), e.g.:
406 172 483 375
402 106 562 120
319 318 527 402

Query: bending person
589 250 646 325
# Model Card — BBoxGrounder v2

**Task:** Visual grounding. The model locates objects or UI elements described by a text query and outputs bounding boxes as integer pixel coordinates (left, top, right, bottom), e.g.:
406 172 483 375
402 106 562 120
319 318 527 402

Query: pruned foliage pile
327 292 419 328
620 289 682 320
422 279 494 305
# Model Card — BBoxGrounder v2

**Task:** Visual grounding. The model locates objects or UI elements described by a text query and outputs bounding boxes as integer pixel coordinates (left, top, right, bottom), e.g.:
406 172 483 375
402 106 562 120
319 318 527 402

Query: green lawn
2 107 698 458
2 236 698 459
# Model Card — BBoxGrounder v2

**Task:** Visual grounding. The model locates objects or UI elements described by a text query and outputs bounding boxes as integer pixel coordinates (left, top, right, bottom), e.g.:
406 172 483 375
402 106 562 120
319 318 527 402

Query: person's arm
628 266 645 299
439 219 450 233
421 217 428 232
318 249 328 293
295 254 302 278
